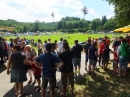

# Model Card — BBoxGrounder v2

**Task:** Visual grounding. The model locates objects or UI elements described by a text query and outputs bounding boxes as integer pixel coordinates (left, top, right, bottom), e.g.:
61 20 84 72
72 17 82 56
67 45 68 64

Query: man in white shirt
57 38 63 52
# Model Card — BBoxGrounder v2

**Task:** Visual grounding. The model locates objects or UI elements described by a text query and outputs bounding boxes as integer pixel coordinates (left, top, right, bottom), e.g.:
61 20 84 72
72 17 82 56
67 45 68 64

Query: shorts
42 76 56 90
85 55 88 62
89 59 97 66
102 58 109 63
73 58 81 66
11 69 27 83
61 72 74 86
34 75 41 79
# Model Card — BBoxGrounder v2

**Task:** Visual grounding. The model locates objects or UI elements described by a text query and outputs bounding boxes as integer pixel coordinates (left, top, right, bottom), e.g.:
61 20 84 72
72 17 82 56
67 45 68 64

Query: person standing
7 45 27 97
43 40 47 53
59 39 68 54
99 39 106 66
0 37 5 64
36 43 64 97
72 40 83 74
37 39 43 56
59 43 74 97
84 39 92 70
57 38 63 53
88 42 98 74
117 39 129 77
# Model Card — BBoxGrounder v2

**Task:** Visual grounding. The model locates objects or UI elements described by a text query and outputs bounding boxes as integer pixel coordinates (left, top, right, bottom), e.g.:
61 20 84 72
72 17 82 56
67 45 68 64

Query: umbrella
114 28 127 32
123 28 130 33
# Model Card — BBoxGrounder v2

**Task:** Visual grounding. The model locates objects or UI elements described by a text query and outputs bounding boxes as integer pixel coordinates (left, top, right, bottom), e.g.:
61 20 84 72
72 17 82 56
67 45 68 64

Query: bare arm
7 56 12 74
34 61 42 70
55 61 64 68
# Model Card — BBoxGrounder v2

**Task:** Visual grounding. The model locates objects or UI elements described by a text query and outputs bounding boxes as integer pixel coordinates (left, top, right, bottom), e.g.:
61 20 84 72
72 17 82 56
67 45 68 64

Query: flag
51 12 54 17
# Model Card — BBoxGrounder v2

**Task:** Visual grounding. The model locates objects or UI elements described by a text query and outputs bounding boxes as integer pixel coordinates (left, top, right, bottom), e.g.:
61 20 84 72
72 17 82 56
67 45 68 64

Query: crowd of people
0 34 130 97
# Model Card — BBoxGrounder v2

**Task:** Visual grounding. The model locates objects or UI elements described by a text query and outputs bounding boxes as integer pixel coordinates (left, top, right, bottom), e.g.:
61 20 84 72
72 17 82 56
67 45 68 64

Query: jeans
119 58 128 70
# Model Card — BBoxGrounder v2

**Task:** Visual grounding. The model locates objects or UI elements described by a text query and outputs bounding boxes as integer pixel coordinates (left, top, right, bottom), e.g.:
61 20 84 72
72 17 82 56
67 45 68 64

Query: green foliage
0 16 118 33
103 18 118 30
105 0 130 26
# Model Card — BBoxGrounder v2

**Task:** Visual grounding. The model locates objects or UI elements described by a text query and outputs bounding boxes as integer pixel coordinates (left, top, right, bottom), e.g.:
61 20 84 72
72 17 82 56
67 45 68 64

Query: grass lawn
55 62 130 97
4 33 123 46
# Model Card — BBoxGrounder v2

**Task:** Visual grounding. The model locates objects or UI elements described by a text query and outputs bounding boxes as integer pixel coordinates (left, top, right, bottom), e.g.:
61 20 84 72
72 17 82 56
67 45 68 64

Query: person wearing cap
36 43 64 97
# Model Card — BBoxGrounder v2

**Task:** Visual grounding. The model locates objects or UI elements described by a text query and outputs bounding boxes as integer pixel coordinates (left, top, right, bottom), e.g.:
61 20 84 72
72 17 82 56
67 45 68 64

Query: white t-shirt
59 45 64 53
43 43 47 51
37 42 42 50
51 50 59 57
58 41 63 52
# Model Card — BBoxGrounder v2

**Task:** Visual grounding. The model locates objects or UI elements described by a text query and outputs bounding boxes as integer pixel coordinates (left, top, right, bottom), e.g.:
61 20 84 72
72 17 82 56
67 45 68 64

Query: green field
5 33 123 46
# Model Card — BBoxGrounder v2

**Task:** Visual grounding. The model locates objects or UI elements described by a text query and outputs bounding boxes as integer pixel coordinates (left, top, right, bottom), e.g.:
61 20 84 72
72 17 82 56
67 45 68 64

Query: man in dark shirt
84 39 92 70
72 40 83 74
36 43 63 97
10 39 14 48
112 36 123 51
88 42 98 74
59 43 74 96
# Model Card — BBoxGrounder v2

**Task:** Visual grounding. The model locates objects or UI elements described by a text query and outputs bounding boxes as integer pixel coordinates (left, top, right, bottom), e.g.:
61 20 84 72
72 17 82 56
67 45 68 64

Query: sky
0 0 114 22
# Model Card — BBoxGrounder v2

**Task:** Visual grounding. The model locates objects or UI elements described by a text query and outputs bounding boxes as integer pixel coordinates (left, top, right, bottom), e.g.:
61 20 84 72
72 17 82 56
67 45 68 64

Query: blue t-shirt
36 53 61 77
88 46 97 60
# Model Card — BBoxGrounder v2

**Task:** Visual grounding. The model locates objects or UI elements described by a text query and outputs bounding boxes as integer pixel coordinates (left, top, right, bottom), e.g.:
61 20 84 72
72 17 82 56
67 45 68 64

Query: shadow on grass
74 66 130 97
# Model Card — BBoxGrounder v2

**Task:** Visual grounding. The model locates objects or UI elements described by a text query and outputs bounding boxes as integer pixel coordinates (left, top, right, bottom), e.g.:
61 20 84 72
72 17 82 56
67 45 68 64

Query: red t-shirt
99 43 105 54
4 41 8 50
31 63 42 76
114 51 117 61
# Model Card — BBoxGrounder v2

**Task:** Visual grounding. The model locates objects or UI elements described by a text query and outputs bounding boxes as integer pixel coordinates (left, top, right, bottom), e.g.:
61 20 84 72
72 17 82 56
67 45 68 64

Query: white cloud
0 0 107 22
109 5 114 11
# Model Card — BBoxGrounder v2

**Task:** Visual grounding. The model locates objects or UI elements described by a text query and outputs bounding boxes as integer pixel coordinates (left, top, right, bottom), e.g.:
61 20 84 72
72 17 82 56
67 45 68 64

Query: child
24 45 36 83
102 45 113 71
32 56 42 91
113 46 118 73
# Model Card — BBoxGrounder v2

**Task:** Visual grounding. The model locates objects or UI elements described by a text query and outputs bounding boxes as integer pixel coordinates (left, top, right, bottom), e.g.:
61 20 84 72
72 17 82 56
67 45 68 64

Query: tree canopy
105 0 130 26
0 16 118 33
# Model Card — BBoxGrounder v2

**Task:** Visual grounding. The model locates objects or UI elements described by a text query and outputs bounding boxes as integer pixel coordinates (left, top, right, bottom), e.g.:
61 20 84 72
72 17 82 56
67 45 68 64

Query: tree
51 12 54 22
103 18 118 30
105 0 130 26
101 15 107 26
34 20 39 32
91 18 101 30
81 6 88 19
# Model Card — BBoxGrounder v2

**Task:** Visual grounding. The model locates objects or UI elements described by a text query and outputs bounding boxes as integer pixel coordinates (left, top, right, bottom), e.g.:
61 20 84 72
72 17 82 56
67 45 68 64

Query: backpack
120 43 130 59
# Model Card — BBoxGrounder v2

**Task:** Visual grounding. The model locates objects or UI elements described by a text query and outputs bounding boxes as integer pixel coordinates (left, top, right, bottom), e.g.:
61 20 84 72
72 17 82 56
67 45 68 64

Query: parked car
79 42 86 47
